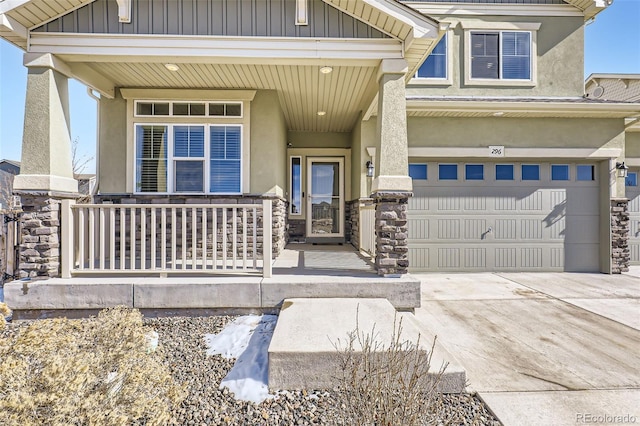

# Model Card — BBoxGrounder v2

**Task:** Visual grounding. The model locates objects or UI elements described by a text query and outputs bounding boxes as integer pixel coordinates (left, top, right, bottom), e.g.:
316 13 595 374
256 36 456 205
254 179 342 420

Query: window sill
409 78 452 87
463 79 536 87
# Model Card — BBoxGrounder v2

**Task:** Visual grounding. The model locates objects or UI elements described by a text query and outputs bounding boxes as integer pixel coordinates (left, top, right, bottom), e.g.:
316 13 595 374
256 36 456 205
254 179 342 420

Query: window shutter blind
210 126 241 193
136 125 167 192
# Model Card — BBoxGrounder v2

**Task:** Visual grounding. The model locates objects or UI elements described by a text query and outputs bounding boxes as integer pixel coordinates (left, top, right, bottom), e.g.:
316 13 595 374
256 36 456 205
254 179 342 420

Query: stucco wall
408 117 625 151
351 117 377 200
250 90 287 195
289 131 351 149
97 90 127 193
407 16 585 97
625 132 640 158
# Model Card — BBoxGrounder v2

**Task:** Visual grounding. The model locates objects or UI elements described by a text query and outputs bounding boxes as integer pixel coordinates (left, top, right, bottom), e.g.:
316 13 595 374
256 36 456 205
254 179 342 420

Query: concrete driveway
413 272 640 426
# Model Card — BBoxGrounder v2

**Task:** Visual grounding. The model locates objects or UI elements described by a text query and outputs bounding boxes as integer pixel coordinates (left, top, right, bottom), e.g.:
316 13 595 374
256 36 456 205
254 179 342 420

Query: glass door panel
307 158 344 237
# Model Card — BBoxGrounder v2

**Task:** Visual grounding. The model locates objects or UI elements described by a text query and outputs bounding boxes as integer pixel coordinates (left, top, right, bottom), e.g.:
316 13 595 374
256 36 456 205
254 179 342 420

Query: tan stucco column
13 61 78 194
370 59 412 276
371 58 412 193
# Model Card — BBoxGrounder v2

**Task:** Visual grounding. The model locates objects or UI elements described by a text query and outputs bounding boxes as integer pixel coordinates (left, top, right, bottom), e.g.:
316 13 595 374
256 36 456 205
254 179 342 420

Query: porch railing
61 200 273 278
359 199 376 257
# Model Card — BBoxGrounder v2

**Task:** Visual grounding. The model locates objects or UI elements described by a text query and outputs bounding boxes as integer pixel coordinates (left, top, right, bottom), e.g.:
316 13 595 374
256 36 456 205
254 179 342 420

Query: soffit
0 0 95 47
406 98 640 119
562 0 611 19
88 61 378 133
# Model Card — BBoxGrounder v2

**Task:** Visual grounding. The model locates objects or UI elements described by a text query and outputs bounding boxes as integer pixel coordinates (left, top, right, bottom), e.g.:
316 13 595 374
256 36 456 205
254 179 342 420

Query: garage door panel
463 219 487 240
627 181 640 265
408 161 600 272
564 216 600 244
437 219 460 239
495 219 517 239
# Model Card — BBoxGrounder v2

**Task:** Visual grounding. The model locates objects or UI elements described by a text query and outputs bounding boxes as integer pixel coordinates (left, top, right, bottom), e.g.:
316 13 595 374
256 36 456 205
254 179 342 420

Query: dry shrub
0 302 11 330
333 313 448 426
0 306 186 426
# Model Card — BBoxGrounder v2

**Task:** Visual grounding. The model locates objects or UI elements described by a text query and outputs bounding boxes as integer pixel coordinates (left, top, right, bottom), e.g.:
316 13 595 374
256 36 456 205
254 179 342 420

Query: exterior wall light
366 160 374 178
616 162 629 178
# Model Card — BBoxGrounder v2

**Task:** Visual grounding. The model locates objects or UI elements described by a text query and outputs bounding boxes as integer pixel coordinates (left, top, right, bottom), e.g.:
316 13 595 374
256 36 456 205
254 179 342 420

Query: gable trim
29 32 404 63
403 2 583 17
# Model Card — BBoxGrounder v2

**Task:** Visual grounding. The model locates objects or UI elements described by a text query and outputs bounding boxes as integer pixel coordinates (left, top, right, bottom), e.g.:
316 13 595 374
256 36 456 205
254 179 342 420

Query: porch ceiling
79 60 378 133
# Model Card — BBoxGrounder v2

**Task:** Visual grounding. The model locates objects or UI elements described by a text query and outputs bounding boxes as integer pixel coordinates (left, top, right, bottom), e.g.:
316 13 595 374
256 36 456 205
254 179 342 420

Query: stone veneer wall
347 200 359 249
17 194 64 279
287 218 305 242
373 192 410 276
95 195 287 259
611 198 630 274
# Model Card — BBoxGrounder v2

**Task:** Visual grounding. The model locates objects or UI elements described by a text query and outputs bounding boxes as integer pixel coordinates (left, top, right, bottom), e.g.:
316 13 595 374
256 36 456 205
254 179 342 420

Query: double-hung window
135 123 242 194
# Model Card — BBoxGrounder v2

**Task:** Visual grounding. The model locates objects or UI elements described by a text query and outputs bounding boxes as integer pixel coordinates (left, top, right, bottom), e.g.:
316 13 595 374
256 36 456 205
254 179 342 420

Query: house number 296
489 146 505 157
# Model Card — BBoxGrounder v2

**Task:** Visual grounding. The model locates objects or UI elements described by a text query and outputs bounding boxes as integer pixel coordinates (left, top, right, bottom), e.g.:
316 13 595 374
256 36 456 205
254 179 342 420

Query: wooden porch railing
61 201 273 278
359 199 376 257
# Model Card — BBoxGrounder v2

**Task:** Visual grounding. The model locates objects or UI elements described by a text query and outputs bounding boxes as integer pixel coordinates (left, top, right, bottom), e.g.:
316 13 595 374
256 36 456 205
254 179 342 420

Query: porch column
13 54 79 279
372 59 412 277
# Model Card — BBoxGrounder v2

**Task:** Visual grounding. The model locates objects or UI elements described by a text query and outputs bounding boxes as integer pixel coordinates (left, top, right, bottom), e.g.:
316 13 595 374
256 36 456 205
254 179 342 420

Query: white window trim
133 122 243 195
463 22 539 87
411 32 453 86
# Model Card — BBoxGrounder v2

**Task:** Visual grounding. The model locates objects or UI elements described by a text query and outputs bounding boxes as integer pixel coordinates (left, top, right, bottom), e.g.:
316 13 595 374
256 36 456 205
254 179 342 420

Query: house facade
1 0 639 284
585 74 640 265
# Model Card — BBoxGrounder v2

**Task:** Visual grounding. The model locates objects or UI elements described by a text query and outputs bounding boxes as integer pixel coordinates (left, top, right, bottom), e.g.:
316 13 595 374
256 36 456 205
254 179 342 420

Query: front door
306 157 344 241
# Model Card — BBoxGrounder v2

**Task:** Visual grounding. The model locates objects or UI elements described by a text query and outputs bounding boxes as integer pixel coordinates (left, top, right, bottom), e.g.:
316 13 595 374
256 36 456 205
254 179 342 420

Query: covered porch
4 243 421 317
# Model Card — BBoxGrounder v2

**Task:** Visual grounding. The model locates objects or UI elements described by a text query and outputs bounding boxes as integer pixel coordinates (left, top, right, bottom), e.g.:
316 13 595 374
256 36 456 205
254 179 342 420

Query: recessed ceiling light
317 111 327 116
320 66 333 74
164 63 180 72
493 111 505 117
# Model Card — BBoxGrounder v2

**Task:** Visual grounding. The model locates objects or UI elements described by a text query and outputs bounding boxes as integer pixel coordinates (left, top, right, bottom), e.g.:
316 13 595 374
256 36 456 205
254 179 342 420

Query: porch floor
5 244 421 316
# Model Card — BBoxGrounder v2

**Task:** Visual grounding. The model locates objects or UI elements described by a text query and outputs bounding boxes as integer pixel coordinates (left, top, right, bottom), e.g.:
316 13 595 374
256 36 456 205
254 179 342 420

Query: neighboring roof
0 159 20 168
584 74 640 131
405 96 640 119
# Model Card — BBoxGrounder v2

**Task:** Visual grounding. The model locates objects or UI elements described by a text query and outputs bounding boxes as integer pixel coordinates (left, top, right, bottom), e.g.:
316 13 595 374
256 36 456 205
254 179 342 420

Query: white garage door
408 162 600 272
625 169 640 264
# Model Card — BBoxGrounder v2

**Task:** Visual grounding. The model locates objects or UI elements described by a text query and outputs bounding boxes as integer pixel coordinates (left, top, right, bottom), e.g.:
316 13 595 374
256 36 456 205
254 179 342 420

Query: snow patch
204 315 278 404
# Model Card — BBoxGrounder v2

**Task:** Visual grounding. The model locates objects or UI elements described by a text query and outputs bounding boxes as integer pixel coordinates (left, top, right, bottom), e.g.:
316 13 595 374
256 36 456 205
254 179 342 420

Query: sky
0 0 639 174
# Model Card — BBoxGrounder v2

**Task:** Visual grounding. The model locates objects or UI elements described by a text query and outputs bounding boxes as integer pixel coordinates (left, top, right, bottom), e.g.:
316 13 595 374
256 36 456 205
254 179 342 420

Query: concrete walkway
413 272 640 426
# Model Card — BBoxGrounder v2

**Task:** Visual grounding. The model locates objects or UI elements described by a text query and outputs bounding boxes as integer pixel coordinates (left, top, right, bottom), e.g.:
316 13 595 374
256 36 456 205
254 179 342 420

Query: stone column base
373 191 411 276
611 198 630 274
15 192 78 280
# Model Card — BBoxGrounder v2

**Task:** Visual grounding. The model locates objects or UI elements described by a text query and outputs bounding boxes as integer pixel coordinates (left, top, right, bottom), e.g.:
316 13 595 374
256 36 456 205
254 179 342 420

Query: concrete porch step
267 298 466 393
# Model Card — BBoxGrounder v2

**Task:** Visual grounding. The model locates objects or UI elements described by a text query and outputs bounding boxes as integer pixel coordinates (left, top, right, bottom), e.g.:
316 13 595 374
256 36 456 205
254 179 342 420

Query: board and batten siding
34 0 388 38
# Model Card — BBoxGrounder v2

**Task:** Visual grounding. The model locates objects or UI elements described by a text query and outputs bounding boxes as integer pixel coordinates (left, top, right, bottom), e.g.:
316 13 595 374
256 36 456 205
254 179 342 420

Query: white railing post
262 199 273 278
61 199 75 278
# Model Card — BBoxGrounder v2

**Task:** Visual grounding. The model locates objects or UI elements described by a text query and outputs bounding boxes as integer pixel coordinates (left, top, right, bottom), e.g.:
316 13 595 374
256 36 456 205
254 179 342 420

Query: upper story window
417 35 447 79
462 22 539 86
471 31 531 80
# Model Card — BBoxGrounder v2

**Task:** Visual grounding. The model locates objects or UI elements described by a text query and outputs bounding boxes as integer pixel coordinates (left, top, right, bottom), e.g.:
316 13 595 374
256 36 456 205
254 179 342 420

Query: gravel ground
2 314 502 425
145 315 503 426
